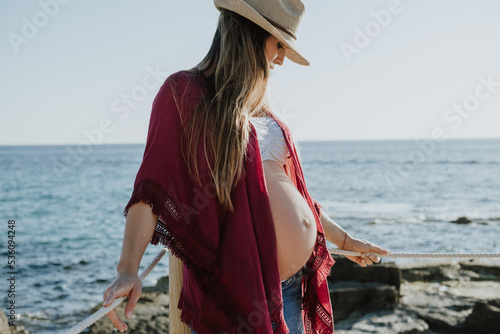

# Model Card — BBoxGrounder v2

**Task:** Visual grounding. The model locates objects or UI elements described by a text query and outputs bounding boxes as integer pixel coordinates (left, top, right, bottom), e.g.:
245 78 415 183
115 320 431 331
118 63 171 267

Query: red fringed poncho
124 70 335 333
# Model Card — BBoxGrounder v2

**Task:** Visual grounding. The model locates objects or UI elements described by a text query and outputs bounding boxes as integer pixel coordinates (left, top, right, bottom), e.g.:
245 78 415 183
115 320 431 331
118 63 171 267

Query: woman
103 1 388 333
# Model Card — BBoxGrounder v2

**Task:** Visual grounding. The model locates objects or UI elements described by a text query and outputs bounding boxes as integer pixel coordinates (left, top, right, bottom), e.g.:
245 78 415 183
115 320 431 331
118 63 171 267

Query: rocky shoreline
331 256 500 334
2 258 499 334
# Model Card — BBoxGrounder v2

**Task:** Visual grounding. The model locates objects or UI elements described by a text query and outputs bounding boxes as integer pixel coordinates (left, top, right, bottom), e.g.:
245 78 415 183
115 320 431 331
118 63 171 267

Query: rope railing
65 247 500 334
65 247 168 334
329 248 500 259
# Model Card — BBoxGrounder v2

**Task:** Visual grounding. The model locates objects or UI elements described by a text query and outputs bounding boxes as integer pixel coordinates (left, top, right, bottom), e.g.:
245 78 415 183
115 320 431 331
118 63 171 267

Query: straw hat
213 0 310 66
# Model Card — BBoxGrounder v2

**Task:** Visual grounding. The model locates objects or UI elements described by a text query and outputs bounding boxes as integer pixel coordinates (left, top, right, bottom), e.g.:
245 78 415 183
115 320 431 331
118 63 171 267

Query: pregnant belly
262 161 317 281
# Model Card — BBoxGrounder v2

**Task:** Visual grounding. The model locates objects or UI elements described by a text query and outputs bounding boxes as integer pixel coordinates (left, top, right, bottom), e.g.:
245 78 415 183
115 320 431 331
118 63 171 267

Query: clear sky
1 0 500 145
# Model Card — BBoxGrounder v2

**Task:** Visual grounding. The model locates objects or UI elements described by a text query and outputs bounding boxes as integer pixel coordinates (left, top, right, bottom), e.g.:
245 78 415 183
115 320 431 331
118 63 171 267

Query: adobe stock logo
52 64 168 178
339 0 407 64
382 73 500 192
7 0 72 54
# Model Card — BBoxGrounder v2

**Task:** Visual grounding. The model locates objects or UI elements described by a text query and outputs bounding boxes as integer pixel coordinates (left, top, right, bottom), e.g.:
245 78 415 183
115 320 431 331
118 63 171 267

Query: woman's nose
276 49 286 66
274 56 284 66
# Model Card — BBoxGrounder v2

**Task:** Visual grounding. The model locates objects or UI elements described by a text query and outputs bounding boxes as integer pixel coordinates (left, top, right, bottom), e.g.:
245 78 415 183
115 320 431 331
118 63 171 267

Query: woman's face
264 35 287 70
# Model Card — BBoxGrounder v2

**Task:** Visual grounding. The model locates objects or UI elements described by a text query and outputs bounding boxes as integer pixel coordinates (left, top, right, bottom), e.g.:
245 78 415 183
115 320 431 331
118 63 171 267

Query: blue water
1 139 499 333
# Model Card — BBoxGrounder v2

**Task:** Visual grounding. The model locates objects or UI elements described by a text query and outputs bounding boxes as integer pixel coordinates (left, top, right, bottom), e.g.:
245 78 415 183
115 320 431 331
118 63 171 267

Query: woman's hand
102 273 142 332
343 235 389 267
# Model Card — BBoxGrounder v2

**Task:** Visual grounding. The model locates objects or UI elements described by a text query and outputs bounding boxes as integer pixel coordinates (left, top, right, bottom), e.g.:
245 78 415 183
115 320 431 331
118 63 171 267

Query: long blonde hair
169 10 274 333
182 9 272 212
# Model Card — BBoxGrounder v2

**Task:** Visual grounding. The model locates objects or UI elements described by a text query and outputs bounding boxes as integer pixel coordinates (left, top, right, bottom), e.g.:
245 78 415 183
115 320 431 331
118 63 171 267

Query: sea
1 138 499 333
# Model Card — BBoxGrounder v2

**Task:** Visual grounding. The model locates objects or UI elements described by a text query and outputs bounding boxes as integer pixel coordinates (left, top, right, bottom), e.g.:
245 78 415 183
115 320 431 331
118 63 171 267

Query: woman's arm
103 201 158 332
319 207 348 248
116 201 158 274
318 207 389 267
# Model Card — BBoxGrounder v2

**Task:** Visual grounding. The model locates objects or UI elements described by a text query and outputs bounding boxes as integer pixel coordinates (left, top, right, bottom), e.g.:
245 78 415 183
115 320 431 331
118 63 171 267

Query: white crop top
249 116 290 165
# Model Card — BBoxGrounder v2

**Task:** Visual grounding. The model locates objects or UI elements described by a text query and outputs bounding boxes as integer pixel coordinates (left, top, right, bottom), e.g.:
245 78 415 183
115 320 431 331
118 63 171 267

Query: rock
451 216 472 224
143 275 169 293
10 326 32 334
0 310 9 334
80 260 500 334
464 300 500 333
401 260 500 284
335 308 429 334
401 261 463 282
399 260 500 334
438 280 500 300
87 291 169 334
460 262 500 281
329 255 402 290
0 310 33 334
400 281 474 332
330 282 399 321
156 275 170 291
329 255 401 322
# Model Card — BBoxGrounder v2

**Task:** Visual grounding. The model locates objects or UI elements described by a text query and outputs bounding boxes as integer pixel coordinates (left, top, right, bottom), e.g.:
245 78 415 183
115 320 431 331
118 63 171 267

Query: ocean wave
323 202 500 226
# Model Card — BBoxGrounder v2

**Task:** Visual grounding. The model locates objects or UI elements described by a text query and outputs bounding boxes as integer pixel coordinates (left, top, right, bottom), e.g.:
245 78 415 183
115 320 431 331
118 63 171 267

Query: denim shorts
280 266 306 334
191 267 306 334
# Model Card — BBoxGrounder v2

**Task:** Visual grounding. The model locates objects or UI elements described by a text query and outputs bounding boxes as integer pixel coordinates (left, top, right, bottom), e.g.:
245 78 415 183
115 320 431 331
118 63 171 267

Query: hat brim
214 0 310 66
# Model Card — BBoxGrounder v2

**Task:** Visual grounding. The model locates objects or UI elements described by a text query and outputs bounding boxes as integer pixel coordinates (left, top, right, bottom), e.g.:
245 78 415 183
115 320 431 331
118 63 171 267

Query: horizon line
1 136 500 147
